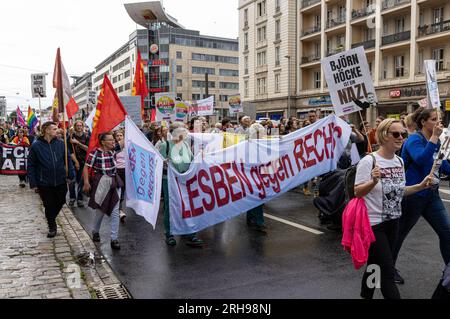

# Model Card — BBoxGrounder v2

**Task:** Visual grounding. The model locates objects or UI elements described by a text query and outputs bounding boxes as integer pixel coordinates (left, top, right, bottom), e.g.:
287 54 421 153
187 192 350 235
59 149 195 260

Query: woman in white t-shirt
354 119 432 299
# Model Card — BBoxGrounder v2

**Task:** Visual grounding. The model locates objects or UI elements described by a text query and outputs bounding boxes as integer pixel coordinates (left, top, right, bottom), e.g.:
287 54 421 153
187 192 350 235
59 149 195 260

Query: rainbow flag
27 106 39 133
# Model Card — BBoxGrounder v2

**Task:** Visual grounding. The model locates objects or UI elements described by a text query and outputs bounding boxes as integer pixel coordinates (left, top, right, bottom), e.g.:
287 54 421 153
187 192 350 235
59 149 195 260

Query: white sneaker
119 210 126 223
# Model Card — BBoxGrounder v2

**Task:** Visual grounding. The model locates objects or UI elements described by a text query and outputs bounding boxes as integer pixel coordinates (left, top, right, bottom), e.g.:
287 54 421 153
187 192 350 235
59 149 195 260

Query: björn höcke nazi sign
322 46 377 116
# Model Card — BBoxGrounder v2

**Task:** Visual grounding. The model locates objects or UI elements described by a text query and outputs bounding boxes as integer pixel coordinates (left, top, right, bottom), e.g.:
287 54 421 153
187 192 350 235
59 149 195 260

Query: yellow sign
445 100 450 111
387 114 400 120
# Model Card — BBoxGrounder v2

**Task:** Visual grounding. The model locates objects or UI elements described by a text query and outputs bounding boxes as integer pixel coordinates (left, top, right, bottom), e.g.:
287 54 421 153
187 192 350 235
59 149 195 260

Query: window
177 65 183 73
192 53 239 64
257 26 266 42
244 80 249 97
383 22 388 35
394 55 405 77
220 69 239 77
314 42 320 58
275 20 281 40
327 10 332 26
257 77 266 94
220 82 239 90
418 50 424 73
419 11 424 27
192 94 202 100
177 79 183 87
338 6 346 21
257 51 267 66
395 18 405 33
432 48 444 71
364 28 375 41
337 35 345 47
124 70 131 78
275 74 280 93
177 93 183 100
192 67 215 75
192 81 215 88
275 0 280 11
125 83 131 91
176 51 182 59
257 0 266 17
275 46 280 66
113 76 118 84
314 15 321 29
433 8 444 24
314 72 321 89
244 33 248 49
244 56 249 74
383 56 388 79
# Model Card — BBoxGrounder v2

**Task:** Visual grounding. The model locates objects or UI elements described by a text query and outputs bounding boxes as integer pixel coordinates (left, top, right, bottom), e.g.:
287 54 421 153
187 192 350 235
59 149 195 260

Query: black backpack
345 154 376 201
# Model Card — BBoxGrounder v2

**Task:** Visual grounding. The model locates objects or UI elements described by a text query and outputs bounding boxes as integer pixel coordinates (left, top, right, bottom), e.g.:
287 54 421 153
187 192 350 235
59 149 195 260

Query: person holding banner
158 125 205 247
27 122 75 238
83 132 124 250
11 128 30 188
392 107 450 284
355 119 432 299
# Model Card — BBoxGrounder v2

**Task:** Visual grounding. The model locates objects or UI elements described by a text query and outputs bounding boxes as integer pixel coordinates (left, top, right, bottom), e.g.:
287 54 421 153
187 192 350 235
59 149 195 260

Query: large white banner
322 46 377 116
125 117 164 229
424 60 441 109
168 115 351 235
189 133 224 157
196 96 215 116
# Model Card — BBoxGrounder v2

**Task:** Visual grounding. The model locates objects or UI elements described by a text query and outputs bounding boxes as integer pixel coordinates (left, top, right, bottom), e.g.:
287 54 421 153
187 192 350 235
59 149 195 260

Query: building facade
125 2 239 120
239 0 450 123
71 72 94 117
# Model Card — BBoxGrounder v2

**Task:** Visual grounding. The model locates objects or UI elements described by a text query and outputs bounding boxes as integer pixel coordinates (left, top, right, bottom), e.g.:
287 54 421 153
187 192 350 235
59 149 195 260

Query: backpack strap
369 153 376 170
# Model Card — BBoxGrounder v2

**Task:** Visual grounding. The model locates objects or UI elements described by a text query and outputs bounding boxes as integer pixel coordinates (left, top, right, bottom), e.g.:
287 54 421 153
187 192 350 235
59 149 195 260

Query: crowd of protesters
1 105 449 298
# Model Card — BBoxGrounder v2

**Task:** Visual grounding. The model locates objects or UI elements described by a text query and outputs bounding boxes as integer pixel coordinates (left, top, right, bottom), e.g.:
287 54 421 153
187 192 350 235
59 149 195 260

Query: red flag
132 50 149 122
87 75 128 156
66 97 79 119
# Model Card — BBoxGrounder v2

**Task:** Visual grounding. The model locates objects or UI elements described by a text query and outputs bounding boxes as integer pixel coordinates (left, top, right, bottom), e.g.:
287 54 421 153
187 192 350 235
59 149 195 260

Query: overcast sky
0 0 239 114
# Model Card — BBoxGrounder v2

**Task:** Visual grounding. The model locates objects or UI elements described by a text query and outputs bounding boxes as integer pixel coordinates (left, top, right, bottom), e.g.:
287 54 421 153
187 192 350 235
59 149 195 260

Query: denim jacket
27 137 75 188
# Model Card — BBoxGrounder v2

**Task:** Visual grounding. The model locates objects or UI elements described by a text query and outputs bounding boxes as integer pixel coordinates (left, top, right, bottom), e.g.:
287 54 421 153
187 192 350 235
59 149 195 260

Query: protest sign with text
322 46 377 116
196 96 215 116
0 144 29 175
228 95 243 114
424 60 441 109
155 93 176 122
168 115 351 235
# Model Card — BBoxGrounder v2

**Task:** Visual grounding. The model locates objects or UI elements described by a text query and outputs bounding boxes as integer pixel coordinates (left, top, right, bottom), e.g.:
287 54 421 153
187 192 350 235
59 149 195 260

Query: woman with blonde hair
354 118 431 299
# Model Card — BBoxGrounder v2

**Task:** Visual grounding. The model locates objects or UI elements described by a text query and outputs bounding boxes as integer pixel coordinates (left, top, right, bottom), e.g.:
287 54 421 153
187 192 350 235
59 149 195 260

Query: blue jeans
69 164 84 201
393 190 450 265
92 189 120 241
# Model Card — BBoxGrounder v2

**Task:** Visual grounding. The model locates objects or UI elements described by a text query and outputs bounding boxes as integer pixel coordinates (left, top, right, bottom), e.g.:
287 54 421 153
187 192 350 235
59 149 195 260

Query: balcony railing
327 47 345 57
418 19 450 37
382 30 410 45
352 39 375 49
382 0 411 11
327 18 346 29
352 7 376 20
301 55 321 64
302 0 321 9
302 25 321 37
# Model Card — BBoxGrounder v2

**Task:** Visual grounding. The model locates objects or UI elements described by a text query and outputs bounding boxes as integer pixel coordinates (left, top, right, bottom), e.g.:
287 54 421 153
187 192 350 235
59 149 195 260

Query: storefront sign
150 44 159 54
399 87 427 97
308 96 332 106
389 90 401 98
149 59 167 66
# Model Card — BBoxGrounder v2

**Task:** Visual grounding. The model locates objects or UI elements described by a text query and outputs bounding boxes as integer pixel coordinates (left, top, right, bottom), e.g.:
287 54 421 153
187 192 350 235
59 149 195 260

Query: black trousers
361 219 401 299
38 184 68 230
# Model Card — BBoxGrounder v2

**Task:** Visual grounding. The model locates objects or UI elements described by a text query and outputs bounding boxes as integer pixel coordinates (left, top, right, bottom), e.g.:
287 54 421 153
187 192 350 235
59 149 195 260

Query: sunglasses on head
388 131 408 139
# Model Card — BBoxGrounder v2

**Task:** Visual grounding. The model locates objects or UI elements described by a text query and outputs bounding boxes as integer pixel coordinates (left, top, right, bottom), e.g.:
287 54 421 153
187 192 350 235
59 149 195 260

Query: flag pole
57 49 69 177
358 110 372 153
38 95 42 132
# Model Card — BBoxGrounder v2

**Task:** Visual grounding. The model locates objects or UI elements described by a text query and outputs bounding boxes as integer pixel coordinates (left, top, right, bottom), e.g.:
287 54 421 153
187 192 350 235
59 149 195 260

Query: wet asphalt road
70 183 450 299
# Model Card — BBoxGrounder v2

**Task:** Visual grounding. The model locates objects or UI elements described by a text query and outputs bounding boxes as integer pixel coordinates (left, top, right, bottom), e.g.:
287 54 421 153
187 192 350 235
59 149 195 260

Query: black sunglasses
388 131 408 139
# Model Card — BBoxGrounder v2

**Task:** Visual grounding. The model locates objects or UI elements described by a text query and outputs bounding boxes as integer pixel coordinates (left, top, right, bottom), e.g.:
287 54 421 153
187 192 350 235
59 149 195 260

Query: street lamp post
285 55 291 118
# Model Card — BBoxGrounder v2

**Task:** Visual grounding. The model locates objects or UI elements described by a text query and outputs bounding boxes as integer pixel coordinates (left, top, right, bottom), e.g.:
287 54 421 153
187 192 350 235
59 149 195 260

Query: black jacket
27 137 75 188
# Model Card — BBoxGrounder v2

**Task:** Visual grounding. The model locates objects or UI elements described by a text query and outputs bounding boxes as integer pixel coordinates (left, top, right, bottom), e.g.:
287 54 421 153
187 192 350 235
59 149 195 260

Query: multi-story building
71 72 94 117
125 1 240 119
240 0 450 123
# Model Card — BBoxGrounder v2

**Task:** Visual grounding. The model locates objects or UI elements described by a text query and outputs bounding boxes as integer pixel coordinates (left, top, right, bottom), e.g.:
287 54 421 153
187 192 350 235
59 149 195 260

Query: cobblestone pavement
0 175 116 299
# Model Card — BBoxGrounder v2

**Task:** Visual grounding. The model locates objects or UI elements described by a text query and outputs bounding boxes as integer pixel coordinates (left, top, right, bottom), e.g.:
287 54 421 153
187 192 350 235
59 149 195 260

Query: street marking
442 199 450 203
439 189 450 195
264 213 324 235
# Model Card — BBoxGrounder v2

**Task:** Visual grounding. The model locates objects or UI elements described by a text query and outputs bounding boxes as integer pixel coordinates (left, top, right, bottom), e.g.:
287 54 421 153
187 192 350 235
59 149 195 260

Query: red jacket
341 198 376 270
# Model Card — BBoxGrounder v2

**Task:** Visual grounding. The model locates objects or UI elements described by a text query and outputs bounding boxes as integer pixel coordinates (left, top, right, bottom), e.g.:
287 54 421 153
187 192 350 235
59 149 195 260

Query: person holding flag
82 75 127 250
